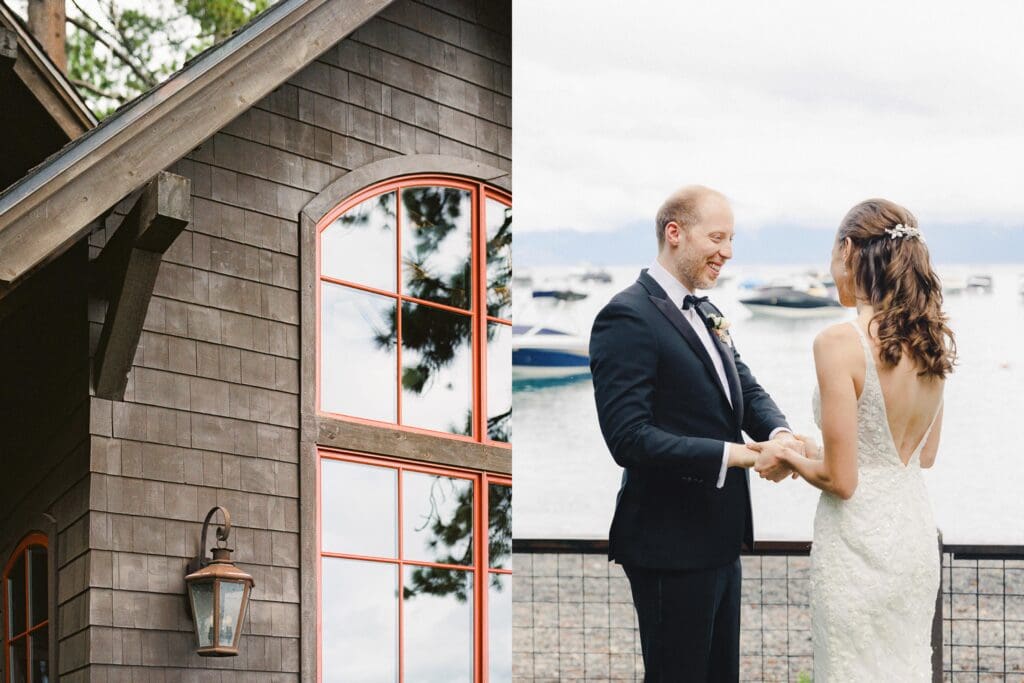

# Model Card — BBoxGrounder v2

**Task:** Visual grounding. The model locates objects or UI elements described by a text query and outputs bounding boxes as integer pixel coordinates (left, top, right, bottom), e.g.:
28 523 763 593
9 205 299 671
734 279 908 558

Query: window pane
485 198 512 319
323 558 397 683
403 472 473 566
30 625 48 683
321 283 397 421
403 566 473 683
28 547 47 627
9 637 27 683
486 322 511 443
321 191 396 291
488 483 512 569
7 554 26 636
400 302 473 435
488 572 512 683
322 460 397 558
401 186 472 310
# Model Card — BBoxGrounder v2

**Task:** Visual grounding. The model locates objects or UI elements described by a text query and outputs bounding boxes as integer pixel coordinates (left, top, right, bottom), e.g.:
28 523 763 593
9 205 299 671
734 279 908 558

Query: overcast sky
513 1 1024 238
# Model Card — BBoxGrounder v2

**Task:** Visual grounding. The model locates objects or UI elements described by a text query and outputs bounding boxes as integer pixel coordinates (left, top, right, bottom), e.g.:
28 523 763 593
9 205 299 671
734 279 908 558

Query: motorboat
966 274 993 293
739 281 845 318
578 268 612 284
940 272 967 295
512 324 590 380
531 288 588 302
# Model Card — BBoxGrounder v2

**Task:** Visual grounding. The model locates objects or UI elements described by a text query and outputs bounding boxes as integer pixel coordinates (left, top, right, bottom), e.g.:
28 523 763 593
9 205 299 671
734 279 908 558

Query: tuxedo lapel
647 294 733 408
706 317 744 428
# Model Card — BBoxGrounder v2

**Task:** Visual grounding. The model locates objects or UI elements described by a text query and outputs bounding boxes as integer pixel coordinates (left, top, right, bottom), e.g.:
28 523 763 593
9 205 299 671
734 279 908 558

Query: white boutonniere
707 314 732 346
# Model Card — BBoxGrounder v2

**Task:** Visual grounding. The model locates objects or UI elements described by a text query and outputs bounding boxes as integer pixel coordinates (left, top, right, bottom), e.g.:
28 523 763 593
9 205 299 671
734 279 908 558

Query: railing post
932 529 943 683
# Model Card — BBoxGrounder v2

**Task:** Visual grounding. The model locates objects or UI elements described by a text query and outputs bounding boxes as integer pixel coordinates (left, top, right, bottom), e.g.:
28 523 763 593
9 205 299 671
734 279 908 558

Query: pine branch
66 14 156 89
70 77 119 101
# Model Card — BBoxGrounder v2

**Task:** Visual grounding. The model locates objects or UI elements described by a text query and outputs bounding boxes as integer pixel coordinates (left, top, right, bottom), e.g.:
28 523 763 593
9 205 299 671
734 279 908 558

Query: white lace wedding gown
810 321 941 682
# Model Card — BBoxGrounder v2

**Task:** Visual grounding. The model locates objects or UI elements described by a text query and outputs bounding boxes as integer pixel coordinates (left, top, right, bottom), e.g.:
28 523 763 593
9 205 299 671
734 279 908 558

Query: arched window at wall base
2 533 50 683
297 155 512 681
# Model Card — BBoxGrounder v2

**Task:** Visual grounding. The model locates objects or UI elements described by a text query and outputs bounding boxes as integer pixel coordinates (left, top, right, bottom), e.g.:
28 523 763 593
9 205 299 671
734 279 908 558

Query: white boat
512 324 590 380
940 272 967 295
966 274 993 293
739 276 845 318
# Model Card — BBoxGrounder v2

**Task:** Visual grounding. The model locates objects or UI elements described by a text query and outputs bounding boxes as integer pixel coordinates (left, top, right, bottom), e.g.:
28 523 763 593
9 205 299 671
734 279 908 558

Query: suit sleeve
589 299 724 485
733 344 790 442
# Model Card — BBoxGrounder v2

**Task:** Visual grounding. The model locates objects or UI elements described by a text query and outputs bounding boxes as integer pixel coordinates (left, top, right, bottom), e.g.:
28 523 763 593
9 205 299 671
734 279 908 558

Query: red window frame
316 449 512 682
315 174 512 447
2 533 48 683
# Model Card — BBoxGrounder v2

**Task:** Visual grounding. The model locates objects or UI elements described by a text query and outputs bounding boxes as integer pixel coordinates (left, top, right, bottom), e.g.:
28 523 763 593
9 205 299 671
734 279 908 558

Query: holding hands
749 433 820 483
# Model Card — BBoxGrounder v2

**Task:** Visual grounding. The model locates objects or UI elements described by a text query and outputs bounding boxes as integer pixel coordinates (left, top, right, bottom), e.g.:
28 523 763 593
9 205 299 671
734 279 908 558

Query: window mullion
396 188 404 428
397 465 405 683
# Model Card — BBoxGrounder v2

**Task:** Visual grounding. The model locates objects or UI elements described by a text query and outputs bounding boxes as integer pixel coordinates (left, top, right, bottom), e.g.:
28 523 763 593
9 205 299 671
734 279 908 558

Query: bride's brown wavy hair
838 199 956 378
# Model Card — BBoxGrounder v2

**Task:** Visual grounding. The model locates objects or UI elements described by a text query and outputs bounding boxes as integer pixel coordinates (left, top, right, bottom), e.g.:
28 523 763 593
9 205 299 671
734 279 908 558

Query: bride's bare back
848 318 945 467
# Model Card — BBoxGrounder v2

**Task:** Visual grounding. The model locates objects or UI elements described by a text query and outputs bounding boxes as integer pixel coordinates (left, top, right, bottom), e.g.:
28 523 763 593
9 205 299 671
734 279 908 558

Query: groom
589 185 804 682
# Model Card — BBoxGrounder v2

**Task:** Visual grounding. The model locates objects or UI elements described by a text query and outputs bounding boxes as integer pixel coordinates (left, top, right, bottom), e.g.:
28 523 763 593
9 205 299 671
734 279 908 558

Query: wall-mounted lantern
184 506 255 656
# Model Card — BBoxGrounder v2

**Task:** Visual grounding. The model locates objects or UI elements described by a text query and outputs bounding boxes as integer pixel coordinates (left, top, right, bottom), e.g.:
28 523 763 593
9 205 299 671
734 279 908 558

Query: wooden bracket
1 27 17 63
93 171 190 400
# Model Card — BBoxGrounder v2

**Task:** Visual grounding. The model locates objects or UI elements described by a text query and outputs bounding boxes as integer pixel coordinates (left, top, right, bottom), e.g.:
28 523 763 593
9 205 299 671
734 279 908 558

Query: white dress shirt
648 260 789 487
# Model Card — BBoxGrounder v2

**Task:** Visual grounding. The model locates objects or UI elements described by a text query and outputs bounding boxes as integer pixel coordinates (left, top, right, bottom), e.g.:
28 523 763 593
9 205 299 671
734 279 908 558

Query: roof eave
0 0 391 286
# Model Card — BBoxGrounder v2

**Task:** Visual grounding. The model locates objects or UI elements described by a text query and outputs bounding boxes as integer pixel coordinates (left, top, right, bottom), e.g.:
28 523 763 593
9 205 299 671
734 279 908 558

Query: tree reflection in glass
402 566 473 683
485 198 512 319
403 478 510 604
399 302 473 435
321 191 396 292
403 472 473 566
400 187 472 309
488 483 512 570
487 322 511 442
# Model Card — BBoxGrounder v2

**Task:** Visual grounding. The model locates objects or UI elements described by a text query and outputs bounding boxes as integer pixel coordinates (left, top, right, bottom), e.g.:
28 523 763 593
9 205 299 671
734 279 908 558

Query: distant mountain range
516 221 1024 267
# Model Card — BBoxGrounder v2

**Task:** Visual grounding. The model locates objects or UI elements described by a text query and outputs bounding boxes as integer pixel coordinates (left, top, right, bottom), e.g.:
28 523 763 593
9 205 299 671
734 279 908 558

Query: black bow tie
682 294 709 311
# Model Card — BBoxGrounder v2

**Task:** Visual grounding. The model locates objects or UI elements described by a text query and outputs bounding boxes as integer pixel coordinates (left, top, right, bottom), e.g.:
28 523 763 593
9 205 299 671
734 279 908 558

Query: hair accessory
884 223 925 243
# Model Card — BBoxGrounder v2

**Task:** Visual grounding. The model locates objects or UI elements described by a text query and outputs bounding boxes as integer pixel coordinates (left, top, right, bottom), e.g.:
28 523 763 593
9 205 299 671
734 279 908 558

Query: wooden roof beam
93 171 190 400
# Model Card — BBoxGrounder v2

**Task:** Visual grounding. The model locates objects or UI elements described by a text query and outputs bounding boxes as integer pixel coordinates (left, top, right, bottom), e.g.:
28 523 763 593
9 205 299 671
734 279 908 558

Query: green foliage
63 0 273 118
797 672 813 683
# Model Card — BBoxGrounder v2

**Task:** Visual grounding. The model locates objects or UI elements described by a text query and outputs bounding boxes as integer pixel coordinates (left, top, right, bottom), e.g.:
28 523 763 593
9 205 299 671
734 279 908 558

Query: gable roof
0 0 391 290
0 1 96 137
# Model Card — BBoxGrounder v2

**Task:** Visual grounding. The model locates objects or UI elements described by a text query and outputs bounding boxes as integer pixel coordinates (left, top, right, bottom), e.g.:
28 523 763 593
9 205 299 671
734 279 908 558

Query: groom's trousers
624 558 742 683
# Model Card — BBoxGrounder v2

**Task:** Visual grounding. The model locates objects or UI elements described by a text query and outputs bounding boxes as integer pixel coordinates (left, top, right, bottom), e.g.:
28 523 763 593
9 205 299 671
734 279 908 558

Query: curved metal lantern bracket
187 505 231 574
186 505 231 581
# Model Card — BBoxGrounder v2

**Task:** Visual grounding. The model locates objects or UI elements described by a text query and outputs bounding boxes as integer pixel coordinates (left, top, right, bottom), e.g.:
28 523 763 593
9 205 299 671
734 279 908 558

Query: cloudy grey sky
513 1 1024 238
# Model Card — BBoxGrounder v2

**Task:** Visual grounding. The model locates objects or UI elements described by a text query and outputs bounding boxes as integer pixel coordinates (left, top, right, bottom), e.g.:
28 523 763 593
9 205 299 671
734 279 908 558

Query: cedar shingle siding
1 1 509 680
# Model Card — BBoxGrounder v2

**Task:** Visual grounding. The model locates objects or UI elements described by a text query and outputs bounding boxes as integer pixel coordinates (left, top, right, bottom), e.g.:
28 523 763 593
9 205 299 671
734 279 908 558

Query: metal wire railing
512 539 1024 682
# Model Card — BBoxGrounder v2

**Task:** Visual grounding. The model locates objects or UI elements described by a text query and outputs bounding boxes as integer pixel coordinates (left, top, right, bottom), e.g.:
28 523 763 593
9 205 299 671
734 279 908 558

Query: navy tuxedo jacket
589 269 789 569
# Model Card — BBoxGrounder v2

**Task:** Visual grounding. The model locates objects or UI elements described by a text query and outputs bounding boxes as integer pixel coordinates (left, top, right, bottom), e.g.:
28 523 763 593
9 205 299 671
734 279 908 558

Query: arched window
311 167 513 680
2 534 48 683
317 175 512 444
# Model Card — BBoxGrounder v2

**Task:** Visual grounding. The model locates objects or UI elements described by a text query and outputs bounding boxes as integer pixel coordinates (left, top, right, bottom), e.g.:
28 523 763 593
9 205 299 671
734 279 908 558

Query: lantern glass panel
219 581 246 647
190 581 215 647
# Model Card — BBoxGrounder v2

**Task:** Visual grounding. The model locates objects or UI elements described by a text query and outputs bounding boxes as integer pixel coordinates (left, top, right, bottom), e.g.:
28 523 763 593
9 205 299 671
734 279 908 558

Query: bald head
655 185 729 250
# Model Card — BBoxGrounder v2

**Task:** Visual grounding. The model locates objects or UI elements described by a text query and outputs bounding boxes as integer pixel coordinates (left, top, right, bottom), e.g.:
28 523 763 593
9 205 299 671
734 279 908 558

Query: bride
751 199 957 681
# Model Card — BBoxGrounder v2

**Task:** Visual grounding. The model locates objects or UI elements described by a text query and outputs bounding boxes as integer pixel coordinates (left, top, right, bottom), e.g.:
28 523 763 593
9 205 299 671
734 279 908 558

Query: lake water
512 264 1024 545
